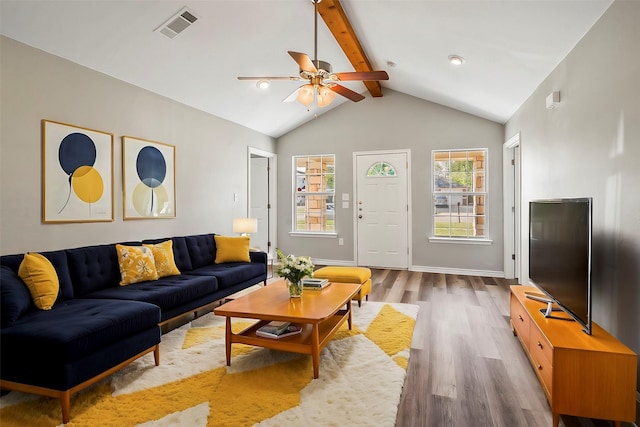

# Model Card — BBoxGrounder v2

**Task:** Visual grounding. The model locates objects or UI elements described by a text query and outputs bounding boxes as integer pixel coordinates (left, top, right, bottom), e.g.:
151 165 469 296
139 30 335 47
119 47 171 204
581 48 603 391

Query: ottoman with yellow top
312 266 371 306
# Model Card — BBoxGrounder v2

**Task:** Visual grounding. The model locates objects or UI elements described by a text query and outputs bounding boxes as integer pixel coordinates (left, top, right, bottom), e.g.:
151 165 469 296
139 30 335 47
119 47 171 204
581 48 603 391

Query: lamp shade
317 85 336 107
233 218 258 234
297 84 315 108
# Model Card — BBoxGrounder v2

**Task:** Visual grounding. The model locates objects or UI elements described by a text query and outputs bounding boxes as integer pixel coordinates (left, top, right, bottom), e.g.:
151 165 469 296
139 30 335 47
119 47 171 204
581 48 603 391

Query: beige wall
277 89 505 275
505 1 640 398
0 36 275 255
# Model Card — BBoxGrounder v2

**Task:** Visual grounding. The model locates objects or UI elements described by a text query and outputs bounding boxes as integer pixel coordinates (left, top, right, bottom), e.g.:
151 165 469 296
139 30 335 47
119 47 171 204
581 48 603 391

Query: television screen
529 198 592 334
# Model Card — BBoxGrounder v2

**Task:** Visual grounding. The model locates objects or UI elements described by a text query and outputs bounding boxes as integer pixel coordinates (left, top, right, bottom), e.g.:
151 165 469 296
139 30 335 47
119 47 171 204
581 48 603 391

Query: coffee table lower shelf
223 308 351 378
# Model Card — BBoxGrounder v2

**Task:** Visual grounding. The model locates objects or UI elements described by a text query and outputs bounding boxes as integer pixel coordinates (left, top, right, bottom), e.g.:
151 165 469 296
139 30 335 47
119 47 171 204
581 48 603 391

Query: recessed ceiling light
448 55 465 65
386 60 397 68
256 80 270 89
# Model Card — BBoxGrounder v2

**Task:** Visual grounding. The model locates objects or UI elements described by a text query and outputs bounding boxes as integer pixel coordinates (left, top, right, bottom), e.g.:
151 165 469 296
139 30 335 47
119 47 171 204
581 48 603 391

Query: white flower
275 249 314 283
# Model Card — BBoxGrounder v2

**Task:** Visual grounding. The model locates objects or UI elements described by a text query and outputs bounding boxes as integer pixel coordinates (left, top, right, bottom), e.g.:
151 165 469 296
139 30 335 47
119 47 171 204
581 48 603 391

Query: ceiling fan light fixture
256 80 270 89
297 84 315 108
317 85 336 107
448 55 466 65
237 0 388 107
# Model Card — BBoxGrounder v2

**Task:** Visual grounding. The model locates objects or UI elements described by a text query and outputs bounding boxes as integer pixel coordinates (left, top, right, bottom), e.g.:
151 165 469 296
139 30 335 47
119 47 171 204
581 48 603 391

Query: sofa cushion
66 244 122 296
185 234 216 269
190 262 265 289
142 237 192 272
18 253 60 310
1 322 160 391
0 298 160 364
143 240 181 278
214 235 251 263
0 266 33 325
82 274 218 312
115 244 159 285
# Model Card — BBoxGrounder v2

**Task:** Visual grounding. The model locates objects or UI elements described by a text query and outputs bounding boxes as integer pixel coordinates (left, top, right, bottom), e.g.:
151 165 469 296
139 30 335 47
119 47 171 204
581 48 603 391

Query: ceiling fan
237 0 389 109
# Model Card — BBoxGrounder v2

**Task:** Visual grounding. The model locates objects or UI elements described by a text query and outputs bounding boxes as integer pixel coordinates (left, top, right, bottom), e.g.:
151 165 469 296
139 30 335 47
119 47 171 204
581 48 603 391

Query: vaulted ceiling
0 1 612 138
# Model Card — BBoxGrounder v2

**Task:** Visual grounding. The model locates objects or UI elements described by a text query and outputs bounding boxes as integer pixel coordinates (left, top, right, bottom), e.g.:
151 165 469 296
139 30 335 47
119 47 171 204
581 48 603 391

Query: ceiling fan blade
330 84 365 102
288 51 317 73
334 71 389 81
237 76 300 81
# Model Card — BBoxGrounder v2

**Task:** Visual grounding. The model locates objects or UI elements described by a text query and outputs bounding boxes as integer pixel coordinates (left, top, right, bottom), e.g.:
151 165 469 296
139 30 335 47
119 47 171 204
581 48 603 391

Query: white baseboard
410 265 505 278
311 259 505 278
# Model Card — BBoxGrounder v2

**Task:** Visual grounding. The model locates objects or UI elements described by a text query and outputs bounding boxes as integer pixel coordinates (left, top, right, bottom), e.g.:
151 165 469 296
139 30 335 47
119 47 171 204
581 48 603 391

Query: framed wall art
42 120 114 223
122 136 176 219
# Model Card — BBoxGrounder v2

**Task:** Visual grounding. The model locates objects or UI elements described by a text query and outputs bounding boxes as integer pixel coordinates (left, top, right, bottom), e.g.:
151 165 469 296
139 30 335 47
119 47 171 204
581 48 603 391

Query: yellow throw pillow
143 240 180 278
18 252 59 310
214 235 251 263
115 244 158 286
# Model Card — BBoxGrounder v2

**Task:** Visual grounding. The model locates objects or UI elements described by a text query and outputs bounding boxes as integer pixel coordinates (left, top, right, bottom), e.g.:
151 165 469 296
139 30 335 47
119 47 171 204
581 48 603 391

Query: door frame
248 147 277 260
503 132 521 279
352 149 412 269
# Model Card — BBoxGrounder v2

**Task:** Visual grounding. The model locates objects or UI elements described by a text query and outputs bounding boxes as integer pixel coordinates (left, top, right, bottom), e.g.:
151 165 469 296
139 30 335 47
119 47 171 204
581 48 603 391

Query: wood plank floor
365 269 631 427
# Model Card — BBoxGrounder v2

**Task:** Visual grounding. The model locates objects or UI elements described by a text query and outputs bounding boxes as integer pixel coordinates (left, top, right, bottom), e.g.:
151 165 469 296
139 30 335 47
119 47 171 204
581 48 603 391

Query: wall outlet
338 238 344 246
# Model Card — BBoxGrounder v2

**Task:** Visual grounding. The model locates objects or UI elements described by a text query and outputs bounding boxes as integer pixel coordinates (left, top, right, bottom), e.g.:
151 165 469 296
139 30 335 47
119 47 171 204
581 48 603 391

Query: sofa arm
249 250 267 265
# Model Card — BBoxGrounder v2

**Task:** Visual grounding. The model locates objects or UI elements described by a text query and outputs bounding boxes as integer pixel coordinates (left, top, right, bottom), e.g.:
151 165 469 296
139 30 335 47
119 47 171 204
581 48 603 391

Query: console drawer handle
537 364 542 370
518 315 524 322
537 341 543 349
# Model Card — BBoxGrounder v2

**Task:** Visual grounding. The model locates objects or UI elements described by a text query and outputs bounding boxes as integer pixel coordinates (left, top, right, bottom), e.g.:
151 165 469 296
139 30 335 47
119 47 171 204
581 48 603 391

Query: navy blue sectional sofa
0 233 267 423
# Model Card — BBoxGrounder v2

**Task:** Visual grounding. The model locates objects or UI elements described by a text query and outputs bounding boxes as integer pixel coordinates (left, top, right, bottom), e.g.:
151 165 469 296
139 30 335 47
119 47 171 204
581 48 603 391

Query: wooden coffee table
213 279 361 378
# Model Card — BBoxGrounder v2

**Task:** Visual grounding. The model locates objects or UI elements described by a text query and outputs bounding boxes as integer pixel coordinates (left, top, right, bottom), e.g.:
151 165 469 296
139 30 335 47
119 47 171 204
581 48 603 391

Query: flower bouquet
275 248 314 297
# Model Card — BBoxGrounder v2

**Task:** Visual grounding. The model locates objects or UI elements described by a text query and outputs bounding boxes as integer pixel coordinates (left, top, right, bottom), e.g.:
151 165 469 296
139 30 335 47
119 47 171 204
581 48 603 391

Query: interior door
503 133 521 279
250 156 269 252
355 152 409 269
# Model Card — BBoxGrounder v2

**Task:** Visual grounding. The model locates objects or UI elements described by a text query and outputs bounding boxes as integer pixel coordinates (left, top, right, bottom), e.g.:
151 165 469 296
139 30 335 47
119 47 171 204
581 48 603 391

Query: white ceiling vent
155 7 198 39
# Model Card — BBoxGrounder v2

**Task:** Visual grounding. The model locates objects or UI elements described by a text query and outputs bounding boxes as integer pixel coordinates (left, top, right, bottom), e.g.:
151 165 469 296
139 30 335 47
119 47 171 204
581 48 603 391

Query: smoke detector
155 7 198 39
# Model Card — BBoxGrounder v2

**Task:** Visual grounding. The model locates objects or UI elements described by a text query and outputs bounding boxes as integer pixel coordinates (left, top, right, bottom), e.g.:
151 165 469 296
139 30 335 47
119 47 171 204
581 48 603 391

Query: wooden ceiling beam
317 0 384 98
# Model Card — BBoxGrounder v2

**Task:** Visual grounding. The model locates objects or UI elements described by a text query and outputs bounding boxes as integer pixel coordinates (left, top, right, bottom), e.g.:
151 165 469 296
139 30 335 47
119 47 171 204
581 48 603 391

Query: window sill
429 237 493 245
289 232 337 238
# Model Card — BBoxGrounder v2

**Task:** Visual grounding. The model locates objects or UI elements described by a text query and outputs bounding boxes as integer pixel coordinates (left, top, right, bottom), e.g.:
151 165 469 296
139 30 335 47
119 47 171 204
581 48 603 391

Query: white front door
355 151 409 269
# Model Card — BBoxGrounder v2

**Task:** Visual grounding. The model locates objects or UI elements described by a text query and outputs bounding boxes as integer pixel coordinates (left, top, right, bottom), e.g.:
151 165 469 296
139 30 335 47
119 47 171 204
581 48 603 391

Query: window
432 149 487 239
293 155 335 233
367 162 397 177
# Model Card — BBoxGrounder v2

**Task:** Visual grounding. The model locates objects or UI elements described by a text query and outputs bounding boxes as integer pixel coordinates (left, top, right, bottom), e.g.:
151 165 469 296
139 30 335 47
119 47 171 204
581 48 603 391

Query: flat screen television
528 197 592 335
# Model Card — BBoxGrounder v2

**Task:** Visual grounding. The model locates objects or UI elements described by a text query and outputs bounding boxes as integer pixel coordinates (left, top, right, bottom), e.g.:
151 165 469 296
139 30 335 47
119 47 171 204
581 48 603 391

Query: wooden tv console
510 285 637 427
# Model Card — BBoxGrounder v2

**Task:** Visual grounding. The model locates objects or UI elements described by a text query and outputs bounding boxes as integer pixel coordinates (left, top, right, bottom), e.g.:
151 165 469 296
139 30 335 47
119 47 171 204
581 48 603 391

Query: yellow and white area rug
0 302 418 427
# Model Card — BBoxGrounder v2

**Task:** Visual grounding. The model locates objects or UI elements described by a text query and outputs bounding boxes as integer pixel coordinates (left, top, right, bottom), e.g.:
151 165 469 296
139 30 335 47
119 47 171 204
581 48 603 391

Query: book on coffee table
256 321 290 335
302 278 330 290
256 323 303 339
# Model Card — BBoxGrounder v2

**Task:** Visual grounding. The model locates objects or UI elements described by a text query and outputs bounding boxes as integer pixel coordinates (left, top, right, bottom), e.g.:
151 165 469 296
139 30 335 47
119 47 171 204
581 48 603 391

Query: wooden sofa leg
61 390 71 424
154 344 160 366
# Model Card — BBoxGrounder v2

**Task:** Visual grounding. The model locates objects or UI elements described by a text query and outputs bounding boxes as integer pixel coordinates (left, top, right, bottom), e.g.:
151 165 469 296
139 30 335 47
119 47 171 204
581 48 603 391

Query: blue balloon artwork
136 146 167 213
57 132 97 213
